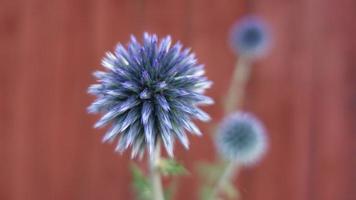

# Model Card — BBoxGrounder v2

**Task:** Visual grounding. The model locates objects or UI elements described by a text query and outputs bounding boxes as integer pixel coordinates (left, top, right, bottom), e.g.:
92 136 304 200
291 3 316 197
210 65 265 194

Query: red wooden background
0 0 355 200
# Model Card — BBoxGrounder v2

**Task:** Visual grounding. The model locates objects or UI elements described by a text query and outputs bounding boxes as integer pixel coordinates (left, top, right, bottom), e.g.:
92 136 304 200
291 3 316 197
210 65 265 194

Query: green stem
149 142 164 200
211 162 239 200
224 56 252 114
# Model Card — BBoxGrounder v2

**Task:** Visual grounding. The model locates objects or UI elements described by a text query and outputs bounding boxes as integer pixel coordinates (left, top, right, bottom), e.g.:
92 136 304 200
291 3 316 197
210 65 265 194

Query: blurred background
0 0 355 200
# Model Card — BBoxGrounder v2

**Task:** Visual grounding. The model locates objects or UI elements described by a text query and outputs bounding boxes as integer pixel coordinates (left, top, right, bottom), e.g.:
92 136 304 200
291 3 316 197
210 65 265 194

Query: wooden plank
308 0 355 199
0 0 23 199
8 0 63 199
48 0 97 199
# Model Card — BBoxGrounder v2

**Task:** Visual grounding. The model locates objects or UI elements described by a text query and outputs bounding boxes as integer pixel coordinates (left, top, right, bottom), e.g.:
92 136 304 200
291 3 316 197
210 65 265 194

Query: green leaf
130 163 152 200
158 159 188 176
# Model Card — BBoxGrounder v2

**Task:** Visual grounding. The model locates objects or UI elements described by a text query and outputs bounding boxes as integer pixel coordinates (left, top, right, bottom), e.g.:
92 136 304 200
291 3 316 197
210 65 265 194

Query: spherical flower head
230 15 271 58
88 33 213 158
215 112 268 166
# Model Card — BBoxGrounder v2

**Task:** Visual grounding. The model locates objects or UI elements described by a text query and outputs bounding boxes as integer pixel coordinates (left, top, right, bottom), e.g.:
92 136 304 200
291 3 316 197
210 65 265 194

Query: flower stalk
149 142 164 200
224 56 252 114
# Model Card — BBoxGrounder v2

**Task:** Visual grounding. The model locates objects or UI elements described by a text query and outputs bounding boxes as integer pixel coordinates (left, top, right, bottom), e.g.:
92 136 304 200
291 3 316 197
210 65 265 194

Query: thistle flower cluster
230 15 271 58
215 112 267 166
88 33 213 158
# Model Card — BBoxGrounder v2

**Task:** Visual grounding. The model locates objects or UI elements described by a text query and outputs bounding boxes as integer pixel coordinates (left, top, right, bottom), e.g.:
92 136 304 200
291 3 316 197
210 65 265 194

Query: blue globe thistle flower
88 33 213 158
230 15 271 58
215 112 268 166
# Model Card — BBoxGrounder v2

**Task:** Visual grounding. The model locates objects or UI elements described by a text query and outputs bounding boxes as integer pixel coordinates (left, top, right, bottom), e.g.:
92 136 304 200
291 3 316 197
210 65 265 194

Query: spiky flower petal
88 33 213 158
230 15 271 58
215 112 268 166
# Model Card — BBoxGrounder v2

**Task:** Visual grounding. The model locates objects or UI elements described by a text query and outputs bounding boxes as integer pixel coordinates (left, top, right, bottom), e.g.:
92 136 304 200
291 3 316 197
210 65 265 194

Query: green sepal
130 163 152 200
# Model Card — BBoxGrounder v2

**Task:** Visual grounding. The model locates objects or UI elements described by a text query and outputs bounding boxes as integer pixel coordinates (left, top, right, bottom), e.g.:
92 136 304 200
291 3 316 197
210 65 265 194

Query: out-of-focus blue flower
230 15 271 58
88 33 213 158
215 112 267 166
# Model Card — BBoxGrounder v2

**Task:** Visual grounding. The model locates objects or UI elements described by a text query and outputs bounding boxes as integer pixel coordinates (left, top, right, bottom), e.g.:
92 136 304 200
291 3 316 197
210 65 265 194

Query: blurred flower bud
230 15 271 58
215 112 268 166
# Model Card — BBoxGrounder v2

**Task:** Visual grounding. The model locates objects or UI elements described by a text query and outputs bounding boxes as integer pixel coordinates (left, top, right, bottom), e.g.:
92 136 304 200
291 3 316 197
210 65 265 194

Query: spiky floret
88 33 213 158
215 112 267 166
230 15 271 58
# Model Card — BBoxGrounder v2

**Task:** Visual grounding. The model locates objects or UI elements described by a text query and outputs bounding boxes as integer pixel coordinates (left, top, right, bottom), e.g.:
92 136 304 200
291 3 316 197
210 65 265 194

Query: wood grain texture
0 0 354 200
